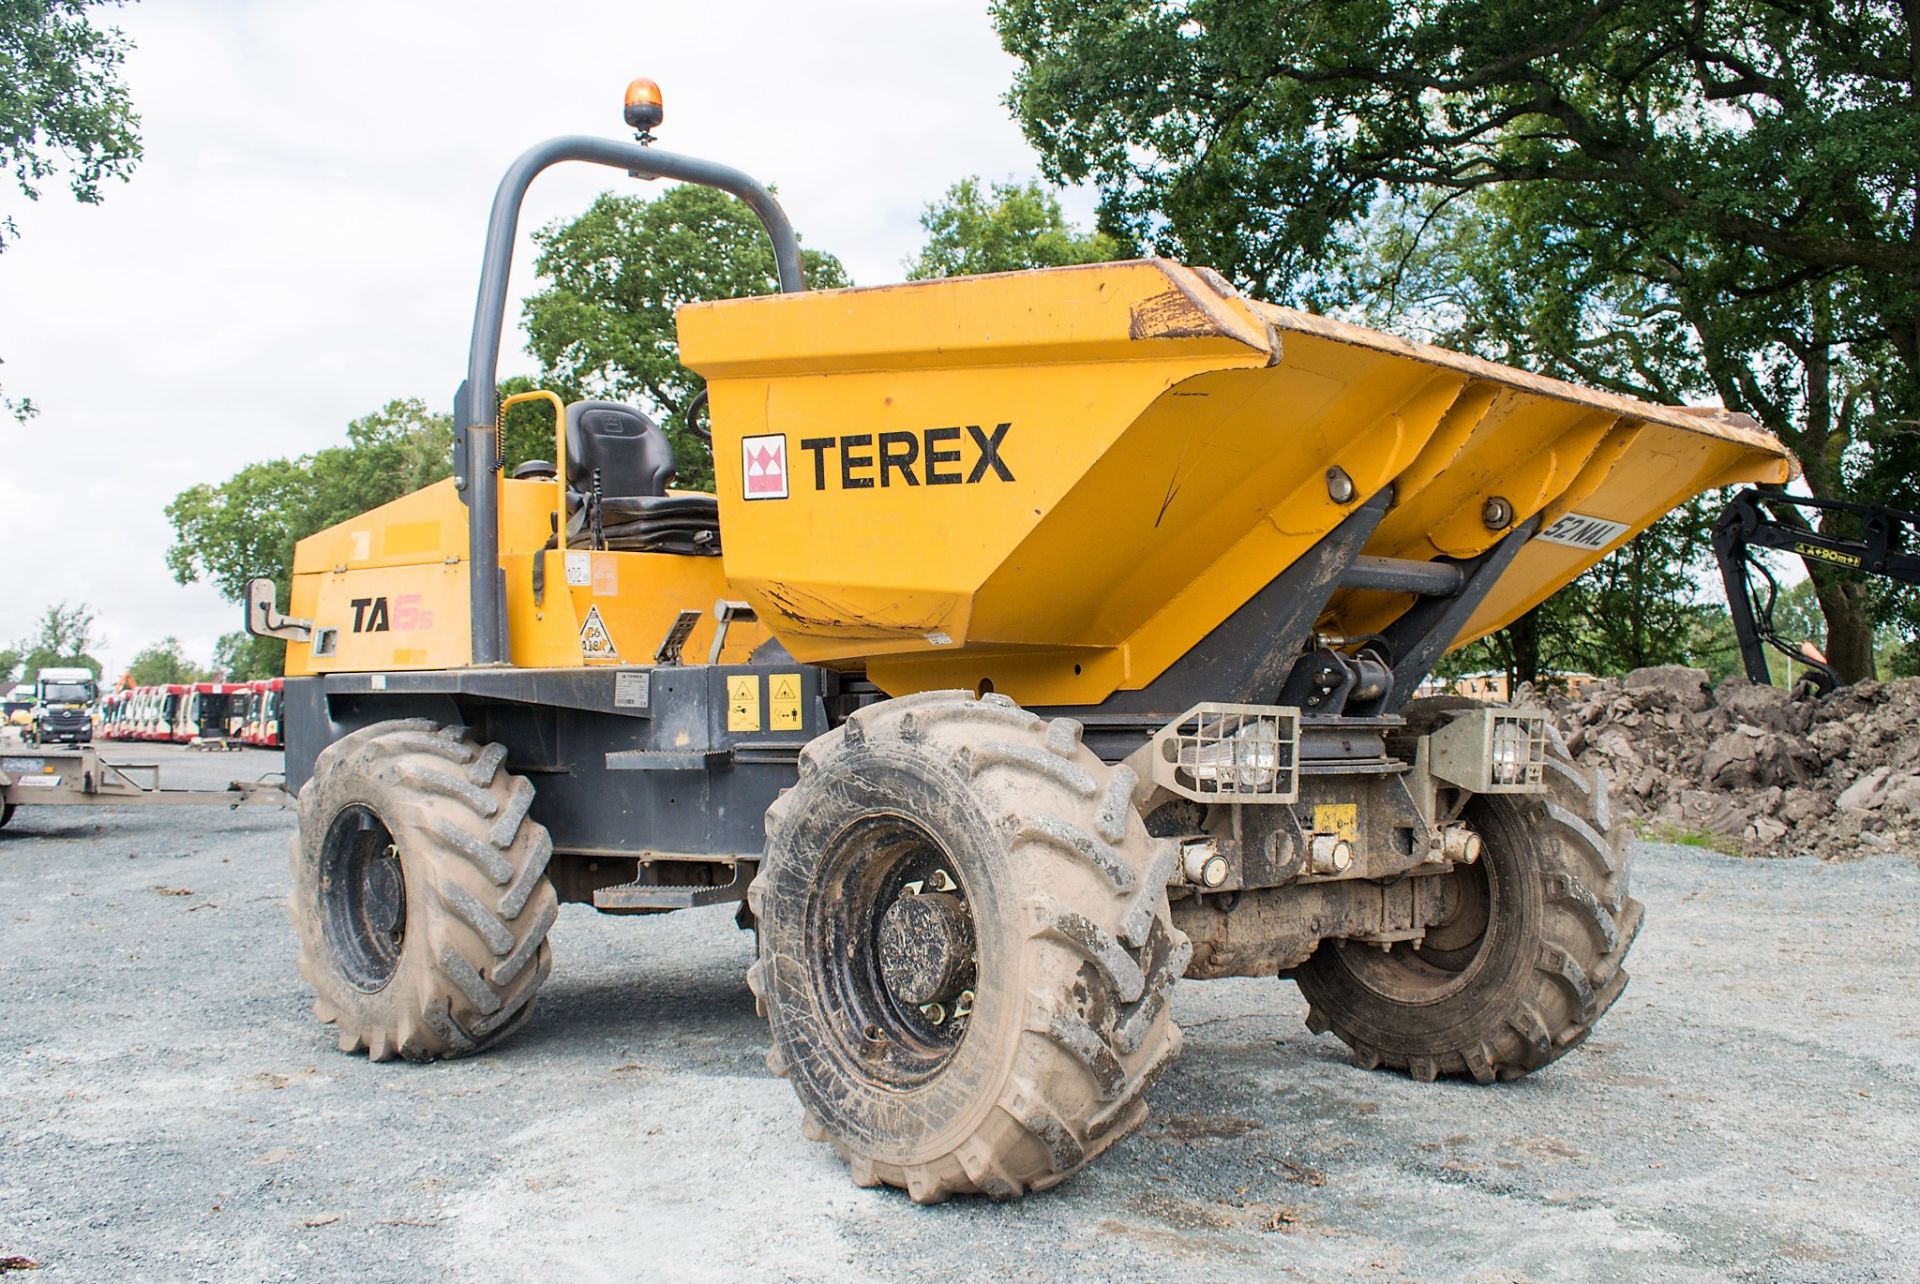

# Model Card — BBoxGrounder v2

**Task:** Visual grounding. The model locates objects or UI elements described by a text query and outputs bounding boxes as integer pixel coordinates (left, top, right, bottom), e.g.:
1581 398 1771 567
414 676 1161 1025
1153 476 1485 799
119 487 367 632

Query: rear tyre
1295 698 1641 1083
289 720 558 1062
750 691 1189 1203
0 803 14 829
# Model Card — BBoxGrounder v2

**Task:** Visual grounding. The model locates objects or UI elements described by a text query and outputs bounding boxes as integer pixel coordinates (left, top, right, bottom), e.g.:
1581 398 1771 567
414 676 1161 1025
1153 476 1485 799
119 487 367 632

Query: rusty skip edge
1250 301 1798 475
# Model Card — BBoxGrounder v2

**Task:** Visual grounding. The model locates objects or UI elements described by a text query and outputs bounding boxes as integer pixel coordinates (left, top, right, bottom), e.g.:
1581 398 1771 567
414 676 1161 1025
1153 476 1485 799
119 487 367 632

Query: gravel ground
2 743 1917 1282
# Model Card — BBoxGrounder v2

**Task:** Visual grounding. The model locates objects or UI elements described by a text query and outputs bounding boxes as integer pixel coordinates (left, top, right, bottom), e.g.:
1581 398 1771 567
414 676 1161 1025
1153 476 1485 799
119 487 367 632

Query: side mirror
245 578 313 642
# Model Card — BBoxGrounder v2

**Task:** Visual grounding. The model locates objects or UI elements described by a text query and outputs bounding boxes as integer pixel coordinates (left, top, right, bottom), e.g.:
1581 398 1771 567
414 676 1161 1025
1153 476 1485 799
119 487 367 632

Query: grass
1640 822 1742 855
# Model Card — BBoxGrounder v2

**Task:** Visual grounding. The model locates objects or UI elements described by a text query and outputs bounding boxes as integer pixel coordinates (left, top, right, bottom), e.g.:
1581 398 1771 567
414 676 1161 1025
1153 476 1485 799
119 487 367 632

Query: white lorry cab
30 667 97 746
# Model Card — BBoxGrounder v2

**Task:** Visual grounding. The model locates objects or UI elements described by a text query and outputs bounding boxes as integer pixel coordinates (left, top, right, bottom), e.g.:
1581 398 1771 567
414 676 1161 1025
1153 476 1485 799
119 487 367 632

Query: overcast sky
0 0 1094 677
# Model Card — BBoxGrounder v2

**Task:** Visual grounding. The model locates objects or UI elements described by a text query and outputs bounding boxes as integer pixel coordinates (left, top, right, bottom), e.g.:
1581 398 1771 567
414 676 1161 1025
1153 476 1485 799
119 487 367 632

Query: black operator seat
562 399 720 556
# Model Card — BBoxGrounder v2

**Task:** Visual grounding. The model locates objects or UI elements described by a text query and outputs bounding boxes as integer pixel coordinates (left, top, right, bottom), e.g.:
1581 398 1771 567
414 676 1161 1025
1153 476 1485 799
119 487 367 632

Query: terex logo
742 434 788 500
349 594 433 633
796 423 1014 491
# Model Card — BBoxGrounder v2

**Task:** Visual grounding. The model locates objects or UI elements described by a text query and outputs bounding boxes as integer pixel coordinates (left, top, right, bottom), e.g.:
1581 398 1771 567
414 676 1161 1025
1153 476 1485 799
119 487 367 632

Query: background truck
251 85 1797 1203
4 684 33 731
29 667 95 746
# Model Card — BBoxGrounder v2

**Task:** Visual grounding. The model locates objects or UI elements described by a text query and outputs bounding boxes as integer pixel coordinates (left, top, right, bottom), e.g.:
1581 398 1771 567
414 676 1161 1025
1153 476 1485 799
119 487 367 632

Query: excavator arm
1712 488 1920 693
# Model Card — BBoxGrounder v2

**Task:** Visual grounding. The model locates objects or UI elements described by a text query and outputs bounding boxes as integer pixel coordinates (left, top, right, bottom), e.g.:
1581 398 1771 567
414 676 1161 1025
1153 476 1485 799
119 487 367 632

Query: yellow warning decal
727 675 762 732
768 673 803 731
579 604 618 661
1312 803 1358 841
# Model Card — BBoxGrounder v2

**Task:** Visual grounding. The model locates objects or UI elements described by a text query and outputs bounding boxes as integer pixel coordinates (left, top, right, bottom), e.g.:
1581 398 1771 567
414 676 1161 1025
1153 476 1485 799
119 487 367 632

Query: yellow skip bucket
679 259 1794 707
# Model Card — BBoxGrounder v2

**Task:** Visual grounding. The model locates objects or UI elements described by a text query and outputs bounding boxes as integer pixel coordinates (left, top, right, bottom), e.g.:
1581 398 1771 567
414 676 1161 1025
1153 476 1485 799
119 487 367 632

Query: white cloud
0 0 1091 675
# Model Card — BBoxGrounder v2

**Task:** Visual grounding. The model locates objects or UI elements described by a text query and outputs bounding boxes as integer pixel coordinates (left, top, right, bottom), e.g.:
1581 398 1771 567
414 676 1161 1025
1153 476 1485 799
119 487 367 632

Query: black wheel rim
809 814 978 1089
320 803 408 992
1338 831 1498 1005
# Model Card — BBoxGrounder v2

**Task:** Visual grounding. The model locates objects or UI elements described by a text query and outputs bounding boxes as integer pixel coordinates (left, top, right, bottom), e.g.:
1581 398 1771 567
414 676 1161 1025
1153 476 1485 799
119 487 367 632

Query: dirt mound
1541 668 1920 859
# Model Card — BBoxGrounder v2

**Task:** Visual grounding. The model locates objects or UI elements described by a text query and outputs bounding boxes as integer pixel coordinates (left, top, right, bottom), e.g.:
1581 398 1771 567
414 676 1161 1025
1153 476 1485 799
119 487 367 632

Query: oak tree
994 0 1919 681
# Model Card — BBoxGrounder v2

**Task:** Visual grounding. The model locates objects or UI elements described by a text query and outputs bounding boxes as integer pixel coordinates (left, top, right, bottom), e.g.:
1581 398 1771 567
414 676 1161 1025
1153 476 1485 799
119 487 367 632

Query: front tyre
749 691 1189 1203
288 720 558 1062
1295 701 1641 1083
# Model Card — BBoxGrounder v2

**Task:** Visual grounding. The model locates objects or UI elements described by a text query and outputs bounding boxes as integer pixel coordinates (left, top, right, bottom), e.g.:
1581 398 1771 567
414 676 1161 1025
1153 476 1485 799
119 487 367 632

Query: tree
905 176 1122 280
497 372 585 474
523 185 850 491
0 644 23 686
20 600 101 680
993 0 1919 684
165 455 311 608
126 636 205 685
3 0 144 419
166 397 453 607
166 398 457 681
213 631 280 682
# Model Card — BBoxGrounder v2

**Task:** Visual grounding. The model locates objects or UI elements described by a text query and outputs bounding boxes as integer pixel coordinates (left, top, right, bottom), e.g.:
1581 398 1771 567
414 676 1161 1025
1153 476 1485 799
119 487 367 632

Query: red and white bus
241 678 284 747
100 681 285 746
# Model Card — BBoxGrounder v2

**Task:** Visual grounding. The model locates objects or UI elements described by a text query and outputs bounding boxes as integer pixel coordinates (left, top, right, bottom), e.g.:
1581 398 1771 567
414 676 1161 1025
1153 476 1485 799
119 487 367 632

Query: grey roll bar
456 135 806 664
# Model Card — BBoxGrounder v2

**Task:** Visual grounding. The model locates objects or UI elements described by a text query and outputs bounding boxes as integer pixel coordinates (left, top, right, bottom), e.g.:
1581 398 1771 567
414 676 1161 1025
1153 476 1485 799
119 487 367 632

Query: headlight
1490 719 1533 785
1152 704 1301 803
1178 719 1284 790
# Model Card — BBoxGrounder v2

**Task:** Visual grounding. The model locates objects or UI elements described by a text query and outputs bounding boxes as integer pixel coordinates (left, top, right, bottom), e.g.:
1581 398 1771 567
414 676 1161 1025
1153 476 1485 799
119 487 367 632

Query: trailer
0 745 287 828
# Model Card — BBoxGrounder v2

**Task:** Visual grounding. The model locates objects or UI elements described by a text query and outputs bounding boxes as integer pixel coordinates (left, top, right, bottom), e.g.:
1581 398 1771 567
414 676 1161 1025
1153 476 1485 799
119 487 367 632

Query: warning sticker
565 551 592 587
1537 512 1631 551
579 604 618 660
1312 803 1358 841
742 434 788 500
768 672 803 731
727 675 762 732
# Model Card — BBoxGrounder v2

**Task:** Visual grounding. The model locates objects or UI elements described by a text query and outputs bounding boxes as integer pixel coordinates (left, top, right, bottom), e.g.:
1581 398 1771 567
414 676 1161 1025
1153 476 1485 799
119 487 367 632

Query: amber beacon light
624 78 664 137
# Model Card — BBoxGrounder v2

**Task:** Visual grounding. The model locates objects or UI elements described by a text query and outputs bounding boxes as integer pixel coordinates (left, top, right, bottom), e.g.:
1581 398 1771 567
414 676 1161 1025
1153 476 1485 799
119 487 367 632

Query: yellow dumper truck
249 86 1795 1202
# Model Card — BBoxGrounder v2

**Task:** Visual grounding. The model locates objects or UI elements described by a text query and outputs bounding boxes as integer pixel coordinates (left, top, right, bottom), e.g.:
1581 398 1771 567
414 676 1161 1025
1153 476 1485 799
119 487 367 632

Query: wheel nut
919 1002 946 1026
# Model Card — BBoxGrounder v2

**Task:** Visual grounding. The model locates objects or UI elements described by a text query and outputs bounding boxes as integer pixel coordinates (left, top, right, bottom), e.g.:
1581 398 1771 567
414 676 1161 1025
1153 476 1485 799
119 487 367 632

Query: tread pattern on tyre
1300 697 1641 1084
750 690 1189 1203
289 720 557 1062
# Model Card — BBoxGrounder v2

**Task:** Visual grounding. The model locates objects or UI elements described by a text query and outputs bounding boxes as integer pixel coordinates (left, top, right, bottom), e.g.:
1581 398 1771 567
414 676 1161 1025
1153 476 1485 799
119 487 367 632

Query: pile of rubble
1540 666 1920 859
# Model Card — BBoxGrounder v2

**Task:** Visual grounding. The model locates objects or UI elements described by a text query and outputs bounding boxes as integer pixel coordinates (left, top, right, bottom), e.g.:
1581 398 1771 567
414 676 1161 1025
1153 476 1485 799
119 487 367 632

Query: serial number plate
613 671 651 710
1537 512 1630 551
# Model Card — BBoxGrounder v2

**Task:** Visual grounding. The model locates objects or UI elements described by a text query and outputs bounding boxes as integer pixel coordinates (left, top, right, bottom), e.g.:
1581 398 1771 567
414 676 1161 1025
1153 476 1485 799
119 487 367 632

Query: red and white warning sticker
742 434 788 500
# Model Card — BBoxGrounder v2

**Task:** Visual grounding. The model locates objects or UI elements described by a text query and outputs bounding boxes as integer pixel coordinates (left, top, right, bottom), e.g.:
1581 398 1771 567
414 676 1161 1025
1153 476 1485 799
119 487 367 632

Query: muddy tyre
1295 698 1641 1083
749 691 1190 1203
289 720 558 1061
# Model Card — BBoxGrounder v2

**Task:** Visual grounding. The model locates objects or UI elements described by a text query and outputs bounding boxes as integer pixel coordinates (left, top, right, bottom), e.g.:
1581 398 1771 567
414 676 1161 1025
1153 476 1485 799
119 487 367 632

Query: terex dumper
251 86 1796 1202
